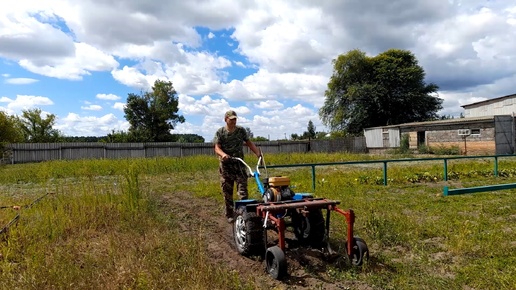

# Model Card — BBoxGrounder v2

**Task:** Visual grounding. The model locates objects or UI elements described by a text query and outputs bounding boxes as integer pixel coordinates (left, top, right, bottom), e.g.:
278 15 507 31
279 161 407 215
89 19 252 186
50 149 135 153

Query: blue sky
1 1 516 141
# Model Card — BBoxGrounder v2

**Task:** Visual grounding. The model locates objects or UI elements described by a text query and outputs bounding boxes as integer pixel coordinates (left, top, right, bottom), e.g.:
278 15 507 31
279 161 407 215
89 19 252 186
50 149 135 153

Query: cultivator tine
263 211 269 228
325 208 331 240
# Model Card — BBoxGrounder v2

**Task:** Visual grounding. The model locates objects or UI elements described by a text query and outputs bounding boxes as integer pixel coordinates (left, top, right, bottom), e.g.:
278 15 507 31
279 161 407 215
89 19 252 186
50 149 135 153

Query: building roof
461 93 516 108
364 116 496 130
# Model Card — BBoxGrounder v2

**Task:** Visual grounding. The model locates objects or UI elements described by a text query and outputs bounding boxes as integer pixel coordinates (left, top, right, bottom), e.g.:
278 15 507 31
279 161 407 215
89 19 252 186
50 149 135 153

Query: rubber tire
292 209 326 249
265 246 287 280
233 206 265 257
350 237 369 266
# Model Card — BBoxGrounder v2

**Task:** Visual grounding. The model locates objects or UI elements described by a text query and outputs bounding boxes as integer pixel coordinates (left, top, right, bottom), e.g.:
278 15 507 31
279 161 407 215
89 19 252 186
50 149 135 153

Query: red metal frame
255 198 355 256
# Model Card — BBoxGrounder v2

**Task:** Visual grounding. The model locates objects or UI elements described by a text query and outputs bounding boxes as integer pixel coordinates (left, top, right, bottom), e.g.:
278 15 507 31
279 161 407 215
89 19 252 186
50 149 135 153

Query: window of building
470 128 481 136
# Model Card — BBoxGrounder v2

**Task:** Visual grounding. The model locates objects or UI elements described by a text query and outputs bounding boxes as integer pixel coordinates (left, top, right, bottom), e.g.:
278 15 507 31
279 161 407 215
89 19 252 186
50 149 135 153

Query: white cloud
437 73 516 117
4 78 39 84
18 43 119 80
81 104 102 111
96 93 120 101
59 0 205 50
56 113 129 136
231 2 333 74
223 69 327 106
0 8 75 61
112 65 155 90
0 95 53 114
178 94 230 116
113 102 125 111
169 50 232 95
254 100 284 110
234 61 246 68
412 4 516 91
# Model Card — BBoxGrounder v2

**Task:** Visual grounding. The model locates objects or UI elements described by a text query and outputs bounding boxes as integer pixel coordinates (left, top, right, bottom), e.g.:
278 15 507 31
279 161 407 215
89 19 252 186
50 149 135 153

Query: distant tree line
60 134 204 143
290 120 328 140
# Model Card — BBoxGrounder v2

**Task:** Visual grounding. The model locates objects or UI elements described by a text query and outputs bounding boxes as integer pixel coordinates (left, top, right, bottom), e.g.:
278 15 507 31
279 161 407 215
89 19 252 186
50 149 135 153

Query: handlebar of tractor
230 156 266 195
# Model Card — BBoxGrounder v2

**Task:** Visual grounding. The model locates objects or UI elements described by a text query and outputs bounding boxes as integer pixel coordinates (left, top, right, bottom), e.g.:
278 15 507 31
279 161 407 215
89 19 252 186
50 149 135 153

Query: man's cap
225 110 238 119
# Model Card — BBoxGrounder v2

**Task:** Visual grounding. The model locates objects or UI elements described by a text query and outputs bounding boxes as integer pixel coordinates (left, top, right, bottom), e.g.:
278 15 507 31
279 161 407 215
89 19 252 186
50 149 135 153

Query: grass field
0 153 514 290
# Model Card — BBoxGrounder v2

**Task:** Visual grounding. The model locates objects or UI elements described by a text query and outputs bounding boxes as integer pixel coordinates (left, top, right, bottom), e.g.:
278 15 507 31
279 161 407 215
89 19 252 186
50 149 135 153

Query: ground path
160 190 373 290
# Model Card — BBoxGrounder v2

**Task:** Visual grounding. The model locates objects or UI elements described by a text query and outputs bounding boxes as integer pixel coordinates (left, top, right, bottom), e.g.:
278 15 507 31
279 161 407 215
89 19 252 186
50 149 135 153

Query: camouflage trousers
219 160 248 218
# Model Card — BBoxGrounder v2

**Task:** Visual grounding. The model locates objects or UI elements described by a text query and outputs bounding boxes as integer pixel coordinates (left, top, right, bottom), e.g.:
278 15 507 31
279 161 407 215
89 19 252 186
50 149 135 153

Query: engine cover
263 187 295 202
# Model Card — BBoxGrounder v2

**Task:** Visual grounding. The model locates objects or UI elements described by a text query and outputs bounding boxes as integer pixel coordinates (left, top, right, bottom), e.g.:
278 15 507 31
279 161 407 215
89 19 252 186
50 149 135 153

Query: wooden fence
3 137 366 164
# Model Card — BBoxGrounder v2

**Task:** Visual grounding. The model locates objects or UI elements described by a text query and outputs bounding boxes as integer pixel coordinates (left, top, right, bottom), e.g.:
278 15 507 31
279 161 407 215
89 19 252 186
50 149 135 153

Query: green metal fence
262 154 516 191
443 182 516 196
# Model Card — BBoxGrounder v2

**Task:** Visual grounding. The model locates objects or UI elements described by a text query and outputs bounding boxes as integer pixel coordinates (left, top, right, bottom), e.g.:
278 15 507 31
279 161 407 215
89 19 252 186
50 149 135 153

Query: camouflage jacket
214 126 249 159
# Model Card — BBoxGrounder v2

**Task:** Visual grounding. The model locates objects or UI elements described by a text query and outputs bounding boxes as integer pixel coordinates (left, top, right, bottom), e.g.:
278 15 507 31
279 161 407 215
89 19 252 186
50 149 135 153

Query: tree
0 111 24 146
315 132 328 139
251 136 269 141
17 108 62 142
290 133 300 140
171 134 205 143
101 130 130 143
439 114 455 120
124 80 185 142
245 127 254 140
306 120 316 139
62 136 102 142
320 49 442 136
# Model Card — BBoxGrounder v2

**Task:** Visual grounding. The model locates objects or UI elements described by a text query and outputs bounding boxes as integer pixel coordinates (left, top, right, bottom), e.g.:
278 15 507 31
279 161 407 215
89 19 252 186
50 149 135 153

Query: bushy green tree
171 134 205 143
124 80 185 142
101 130 131 143
315 132 328 139
17 108 62 142
0 111 24 146
306 120 316 139
320 49 442 136
251 136 269 141
290 133 300 140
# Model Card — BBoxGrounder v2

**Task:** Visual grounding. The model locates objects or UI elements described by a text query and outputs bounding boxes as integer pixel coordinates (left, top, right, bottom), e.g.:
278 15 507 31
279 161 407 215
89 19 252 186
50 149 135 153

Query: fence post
443 159 448 181
383 161 388 185
311 165 316 191
494 156 498 177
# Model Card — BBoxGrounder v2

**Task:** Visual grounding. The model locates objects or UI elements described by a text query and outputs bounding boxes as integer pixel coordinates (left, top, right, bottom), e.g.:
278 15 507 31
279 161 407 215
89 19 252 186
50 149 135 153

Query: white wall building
462 93 516 117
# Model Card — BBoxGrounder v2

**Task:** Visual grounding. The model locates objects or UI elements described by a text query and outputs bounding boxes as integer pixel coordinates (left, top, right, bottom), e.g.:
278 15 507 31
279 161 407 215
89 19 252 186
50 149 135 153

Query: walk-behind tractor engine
231 155 369 280
262 176 294 202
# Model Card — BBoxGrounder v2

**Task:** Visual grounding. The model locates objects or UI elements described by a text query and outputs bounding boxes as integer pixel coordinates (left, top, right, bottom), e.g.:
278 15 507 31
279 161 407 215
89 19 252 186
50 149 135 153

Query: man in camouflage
214 110 261 223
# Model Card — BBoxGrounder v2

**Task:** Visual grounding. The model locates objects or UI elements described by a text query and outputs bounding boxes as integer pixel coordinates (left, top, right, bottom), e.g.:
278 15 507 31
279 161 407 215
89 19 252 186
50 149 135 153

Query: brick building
364 94 516 155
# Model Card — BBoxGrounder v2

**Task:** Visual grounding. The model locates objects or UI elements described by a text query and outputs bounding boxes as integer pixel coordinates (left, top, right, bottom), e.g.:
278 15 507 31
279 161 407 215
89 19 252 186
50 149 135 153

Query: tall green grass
0 157 255 290
0 152 515 289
